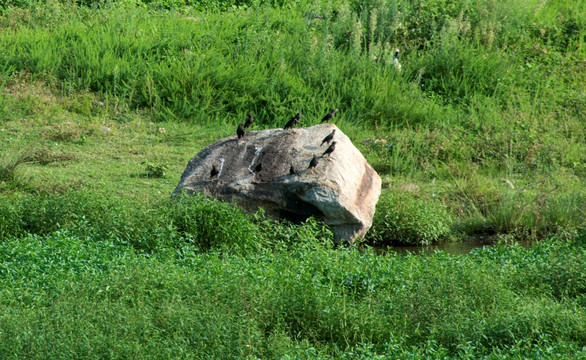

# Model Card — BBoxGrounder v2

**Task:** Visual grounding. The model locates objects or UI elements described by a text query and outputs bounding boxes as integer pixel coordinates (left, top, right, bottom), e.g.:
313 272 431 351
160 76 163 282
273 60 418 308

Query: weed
141 161 168 178
169 192 266 252
0 143 35 183
367 190 452 245
0 2 584 357
0 231 584 358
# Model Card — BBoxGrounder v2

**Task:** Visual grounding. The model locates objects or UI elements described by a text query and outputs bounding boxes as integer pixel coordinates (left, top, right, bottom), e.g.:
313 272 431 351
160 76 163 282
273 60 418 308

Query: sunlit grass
0 1 584 357
0 231 584 358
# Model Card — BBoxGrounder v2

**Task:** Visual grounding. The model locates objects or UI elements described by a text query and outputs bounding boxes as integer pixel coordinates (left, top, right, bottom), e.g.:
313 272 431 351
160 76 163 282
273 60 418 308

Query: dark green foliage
257 213 334 250
0 232 584 358
0 1 584 357
368 190 452 245
0 188 315 253
168 192 265 251
0 0 36 8
141 161 168 178
0 190 168 251
476 234 586 301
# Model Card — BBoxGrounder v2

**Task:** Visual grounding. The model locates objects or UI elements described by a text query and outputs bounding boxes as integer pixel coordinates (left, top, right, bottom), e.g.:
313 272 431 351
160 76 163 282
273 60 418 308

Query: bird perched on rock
308 155 319 169
321 129 336 146
283 110 301 130
237 123 245 139
321 109 338 123
289 165 296 175
244 113 254 128
392 48 402 72
210 165 219 179
322 141 336 157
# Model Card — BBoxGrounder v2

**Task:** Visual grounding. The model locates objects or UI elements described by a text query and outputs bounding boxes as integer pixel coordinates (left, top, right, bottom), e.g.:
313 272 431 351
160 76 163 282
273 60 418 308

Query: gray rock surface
173 124 381 244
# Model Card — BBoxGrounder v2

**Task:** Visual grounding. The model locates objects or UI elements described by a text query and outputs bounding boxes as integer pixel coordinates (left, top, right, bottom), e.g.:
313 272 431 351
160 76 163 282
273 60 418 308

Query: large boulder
173 124 381 244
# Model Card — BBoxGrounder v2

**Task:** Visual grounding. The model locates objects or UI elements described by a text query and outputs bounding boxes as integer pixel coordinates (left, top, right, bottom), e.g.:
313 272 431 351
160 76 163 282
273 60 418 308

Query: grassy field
0 0 584 358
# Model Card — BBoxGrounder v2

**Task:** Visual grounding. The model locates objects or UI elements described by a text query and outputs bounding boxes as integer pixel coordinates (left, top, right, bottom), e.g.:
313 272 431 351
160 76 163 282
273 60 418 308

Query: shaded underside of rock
173 124 381 244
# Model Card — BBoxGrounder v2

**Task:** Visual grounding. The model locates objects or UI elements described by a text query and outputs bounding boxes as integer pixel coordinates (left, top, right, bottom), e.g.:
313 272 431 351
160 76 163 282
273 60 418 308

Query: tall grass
0 137 41 186
2 0 580 127
0 1 581 144
0 189 273 252
0 149 31 183
0 2 584 357
367 190 452 245
1 0 583 244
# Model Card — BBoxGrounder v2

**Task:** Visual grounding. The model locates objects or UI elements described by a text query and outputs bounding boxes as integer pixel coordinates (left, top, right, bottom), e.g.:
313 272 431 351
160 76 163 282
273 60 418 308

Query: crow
308 155 319 169
244 113 254 128
321 129 336 146
320 109 338 123
237 123 245 139
294 110 301 120
322 141 336 157
284 110 301 130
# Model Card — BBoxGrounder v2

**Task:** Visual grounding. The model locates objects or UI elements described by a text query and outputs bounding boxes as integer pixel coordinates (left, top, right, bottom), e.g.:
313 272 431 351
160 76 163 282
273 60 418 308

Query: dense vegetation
0 0 584 358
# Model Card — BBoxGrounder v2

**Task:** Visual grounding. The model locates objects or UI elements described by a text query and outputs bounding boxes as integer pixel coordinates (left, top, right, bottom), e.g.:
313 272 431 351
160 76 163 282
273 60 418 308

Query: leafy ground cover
0 230 584 359
0 0 584 357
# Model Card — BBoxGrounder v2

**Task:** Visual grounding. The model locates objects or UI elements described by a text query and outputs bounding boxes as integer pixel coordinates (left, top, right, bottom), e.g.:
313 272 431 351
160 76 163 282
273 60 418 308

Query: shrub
168 192 264 252
0 193 24 237
0 189 265 252
367 190 452 245
141 161 168 178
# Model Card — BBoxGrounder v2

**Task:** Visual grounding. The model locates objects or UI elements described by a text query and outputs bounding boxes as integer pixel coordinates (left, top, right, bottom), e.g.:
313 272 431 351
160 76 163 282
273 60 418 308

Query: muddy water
372 236 535 255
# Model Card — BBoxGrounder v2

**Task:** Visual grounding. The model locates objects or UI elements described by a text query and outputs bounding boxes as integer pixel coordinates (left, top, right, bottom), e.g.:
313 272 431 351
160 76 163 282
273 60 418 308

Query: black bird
293 110 301 120
254 162 262 173
321 129 336 146
289 165 296 175
321 109 338 123
308 155 319 169
244 113 254 128
210 165 219 179
237 123 245 139
322 141 336 157
283 110 301 130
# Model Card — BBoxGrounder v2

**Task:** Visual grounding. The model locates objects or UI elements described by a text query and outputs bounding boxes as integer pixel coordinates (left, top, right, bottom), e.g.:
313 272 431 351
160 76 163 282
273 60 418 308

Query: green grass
367 190 453 245
0 0 584 357
0 231 584 358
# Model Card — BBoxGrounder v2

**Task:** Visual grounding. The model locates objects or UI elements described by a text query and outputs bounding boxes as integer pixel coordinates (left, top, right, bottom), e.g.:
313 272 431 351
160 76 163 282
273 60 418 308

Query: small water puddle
370 236 535 255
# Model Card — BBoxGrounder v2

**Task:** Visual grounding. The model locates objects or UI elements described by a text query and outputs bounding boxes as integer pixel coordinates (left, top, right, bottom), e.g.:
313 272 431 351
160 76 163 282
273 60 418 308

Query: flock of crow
210 109 339 179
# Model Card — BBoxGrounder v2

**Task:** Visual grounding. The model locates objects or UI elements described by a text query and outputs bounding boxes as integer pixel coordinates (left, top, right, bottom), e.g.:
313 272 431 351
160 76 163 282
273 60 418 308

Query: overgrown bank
0 0 585 357
0 229 584 358
1 0 584 244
